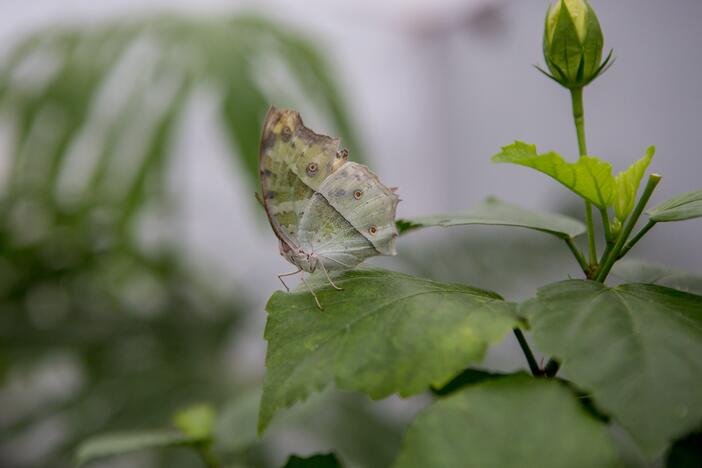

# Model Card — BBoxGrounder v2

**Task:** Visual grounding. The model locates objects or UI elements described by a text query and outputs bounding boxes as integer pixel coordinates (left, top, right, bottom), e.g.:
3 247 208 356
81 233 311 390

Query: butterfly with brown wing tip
259 107 399 309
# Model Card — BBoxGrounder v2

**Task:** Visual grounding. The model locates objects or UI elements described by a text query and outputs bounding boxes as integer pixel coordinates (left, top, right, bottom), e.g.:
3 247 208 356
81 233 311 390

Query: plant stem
544 359 560 377
564 238 589 276
599 208 612 243
197 445 222 468
584 204 597 265
513 329 541 376
618 220 656 259
596 174 662 282
571 88 588 157
570 87 597 266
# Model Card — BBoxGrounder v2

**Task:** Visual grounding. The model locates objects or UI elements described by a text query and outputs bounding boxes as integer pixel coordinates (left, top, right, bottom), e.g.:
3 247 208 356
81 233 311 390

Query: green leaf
282 453 343 468
172 403 215 440
647 189 702 222
492 142 615 208
258 268 520 433
526 280 702 457
75 431 195 466
612 259 702 295
614 146 655 221
395 219 423 235
398 197 586 239
393 375 620 468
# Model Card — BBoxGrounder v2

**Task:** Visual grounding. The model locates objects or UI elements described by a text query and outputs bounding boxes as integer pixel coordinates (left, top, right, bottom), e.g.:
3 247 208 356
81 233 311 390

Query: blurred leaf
492 141 615 208
613 146 655 221
172 403 215 440
526 280 702 457
75 430 195 466
647 189 702 222
393 375 620 468
282 453 343 468
612 259 702 294
398 197 585 239
0 16 360 205
214 389 261 454
0 14 360 467
259 268 520 433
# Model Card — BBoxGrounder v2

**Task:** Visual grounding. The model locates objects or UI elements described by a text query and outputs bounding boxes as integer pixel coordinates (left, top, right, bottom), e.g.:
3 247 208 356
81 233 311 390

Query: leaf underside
526 280 702 457
612 259 702 295
647 189 702 222
398 197 586 239
258 268 520 433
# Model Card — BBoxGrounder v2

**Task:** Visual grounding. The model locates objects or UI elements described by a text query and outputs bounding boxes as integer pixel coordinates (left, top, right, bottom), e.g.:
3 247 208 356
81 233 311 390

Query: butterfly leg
318 261 342 291
300 275 323 310
278 267 302 292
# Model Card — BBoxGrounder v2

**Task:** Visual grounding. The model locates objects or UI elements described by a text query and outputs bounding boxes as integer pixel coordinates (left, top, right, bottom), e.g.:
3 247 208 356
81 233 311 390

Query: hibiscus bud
542 0 611 89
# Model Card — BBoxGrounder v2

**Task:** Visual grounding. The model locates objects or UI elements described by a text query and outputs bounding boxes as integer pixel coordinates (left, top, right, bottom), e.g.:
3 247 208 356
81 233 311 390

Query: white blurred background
2 0 700 299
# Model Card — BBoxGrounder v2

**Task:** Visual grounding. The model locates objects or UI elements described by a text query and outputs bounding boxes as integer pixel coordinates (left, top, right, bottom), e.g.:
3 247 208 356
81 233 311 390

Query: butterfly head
280 242 318 273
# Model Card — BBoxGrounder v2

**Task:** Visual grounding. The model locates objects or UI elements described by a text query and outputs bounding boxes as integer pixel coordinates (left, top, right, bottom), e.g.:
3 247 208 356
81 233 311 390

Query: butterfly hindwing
318 162 399 255
298 192 378 270
298 161 399 269
259 107 345 242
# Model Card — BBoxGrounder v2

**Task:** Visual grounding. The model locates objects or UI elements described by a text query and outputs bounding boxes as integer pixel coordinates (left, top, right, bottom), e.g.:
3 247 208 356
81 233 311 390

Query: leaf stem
584 203 597 265
599 208 612 243
513 329 541 376
596 174 662 282
544 358 560 377
617 220 656 259
564 238 589 276
197 444 222 468
570 87 597 266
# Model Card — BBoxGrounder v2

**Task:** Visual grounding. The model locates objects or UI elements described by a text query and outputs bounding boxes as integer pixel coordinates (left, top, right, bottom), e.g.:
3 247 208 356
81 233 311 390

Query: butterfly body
260 107 399 287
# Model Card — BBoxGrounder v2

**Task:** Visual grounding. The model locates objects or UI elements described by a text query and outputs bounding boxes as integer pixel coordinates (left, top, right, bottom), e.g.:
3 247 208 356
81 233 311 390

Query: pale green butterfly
259 106 399 308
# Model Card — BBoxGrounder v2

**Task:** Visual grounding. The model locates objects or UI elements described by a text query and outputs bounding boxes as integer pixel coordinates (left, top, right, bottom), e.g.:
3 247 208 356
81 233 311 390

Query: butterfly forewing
259 107 343 243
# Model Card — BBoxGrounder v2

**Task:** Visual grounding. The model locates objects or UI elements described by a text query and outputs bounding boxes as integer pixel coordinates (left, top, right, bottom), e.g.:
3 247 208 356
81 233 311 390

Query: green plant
254 1 701 467
58 2 702 467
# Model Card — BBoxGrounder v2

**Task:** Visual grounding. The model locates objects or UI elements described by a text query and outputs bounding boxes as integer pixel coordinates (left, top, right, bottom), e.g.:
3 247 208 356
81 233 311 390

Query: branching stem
513 329 541 376
596 175 662 282
618 220 656 259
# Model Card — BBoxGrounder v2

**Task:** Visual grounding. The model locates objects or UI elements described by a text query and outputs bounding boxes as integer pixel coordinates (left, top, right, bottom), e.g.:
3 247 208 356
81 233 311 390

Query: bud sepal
539 0 613 89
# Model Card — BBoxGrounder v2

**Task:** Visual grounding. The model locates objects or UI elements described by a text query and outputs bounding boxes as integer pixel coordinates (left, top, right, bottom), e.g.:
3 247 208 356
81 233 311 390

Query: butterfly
259 106 399 308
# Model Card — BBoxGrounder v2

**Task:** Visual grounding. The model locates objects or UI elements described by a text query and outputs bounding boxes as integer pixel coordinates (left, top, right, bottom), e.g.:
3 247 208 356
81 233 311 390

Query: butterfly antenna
278 267 302 292
319 261 343 291
301 275 324 310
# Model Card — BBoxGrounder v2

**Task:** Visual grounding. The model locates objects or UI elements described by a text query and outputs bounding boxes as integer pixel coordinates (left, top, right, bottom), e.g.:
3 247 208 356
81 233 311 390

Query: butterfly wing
298 161 399 270
259 106 347 248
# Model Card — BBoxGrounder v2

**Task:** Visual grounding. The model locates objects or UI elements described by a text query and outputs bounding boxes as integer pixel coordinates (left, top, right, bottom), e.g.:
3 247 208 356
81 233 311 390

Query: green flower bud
542 0 612 89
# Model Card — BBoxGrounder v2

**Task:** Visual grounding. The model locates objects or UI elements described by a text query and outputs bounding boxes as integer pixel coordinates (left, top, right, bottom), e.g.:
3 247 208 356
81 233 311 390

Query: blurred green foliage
0 14 362 468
